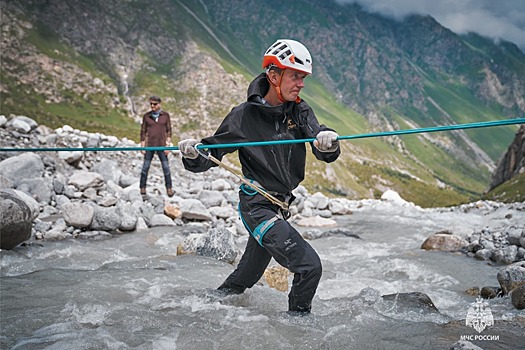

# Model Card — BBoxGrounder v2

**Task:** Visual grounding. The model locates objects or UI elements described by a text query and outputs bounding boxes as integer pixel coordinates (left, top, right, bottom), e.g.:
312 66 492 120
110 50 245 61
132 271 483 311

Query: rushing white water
1 200 524 350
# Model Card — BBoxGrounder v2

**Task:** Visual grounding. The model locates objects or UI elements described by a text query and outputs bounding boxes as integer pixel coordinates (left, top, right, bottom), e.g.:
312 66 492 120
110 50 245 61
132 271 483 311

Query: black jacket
182 73 340 194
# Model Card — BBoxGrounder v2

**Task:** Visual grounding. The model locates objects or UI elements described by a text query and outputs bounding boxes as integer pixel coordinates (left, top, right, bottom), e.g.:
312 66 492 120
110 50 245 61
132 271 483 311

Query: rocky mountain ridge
1 0 524 205
489 125 525 190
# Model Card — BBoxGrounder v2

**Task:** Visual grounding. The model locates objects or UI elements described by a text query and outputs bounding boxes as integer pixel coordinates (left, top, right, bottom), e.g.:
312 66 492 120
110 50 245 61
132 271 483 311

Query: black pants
219 192 322 312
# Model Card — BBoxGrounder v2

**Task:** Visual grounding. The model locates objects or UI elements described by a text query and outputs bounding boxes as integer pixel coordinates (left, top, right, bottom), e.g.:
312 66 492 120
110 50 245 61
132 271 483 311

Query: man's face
279 69 308 102
149 100 161 112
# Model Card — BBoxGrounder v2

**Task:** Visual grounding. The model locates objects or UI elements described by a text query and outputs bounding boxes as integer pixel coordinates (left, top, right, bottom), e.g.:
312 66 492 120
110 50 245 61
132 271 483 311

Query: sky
337 0 525 52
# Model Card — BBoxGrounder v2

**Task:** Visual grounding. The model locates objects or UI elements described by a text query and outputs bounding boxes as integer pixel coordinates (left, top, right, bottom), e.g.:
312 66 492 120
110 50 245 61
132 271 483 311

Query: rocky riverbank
1 114 524 316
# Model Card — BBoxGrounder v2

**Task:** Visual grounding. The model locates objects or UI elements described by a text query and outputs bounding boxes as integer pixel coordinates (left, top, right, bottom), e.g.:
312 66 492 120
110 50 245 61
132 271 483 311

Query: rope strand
1 118 523 153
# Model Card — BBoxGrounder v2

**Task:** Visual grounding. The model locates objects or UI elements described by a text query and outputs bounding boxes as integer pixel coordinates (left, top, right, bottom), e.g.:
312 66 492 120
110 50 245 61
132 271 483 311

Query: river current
1 200 524 350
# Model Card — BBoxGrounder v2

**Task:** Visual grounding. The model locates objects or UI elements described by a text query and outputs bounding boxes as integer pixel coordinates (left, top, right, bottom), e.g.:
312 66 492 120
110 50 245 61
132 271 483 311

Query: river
1 200 524 350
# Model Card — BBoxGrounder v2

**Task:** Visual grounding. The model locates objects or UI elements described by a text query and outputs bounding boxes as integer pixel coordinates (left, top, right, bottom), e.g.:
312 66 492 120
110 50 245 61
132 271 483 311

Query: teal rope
1 118 523 152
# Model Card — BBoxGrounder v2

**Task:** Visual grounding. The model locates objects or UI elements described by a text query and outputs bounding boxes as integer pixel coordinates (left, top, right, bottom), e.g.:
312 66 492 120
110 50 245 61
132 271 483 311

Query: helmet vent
279 49 292 60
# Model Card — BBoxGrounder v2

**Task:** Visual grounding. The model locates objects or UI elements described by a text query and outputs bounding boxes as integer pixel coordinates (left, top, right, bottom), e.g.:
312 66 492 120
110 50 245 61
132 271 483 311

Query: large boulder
511 284 525 310
381 291 440 314
62 202 94 228
0 191 32 249
0 153 44 185
178 227 238 263
421 233 468 252
497 261 525 295
68 171 105 191
179 198 212 221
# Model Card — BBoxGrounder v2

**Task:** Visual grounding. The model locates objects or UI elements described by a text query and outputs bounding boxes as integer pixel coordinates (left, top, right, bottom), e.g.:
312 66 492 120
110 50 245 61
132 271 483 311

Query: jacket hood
246 73 295 116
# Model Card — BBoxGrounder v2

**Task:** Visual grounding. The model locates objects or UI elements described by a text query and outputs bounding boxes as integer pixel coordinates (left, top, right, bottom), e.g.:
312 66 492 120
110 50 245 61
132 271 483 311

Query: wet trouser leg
139 150 154 188
218 235 272 293
157 150 172 188
220 197 322 312
264 219 322 312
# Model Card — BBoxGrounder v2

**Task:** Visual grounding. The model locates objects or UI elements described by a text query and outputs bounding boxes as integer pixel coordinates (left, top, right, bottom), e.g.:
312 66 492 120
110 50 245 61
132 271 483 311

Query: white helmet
262 39 313 75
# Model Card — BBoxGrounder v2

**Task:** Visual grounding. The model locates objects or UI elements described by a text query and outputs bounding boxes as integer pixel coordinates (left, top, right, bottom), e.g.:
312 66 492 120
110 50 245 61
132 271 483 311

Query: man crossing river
178 39 341 314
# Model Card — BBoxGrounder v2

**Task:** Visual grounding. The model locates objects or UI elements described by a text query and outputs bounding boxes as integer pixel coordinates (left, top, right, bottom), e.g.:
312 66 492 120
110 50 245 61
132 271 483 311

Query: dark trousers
139 150 172 189
220 192 322 312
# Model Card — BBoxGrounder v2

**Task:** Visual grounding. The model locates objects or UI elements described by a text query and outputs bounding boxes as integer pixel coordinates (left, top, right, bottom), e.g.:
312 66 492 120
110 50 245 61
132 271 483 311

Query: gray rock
34 219 53 233
0 175 13 188
53 176 66 194
90 205 121 231
44 228 71 241
92 158 122 184
327 228 361 239
317 209 333 218
511 284 525 310
119 173 136 188
506 226 523 246
68 171 104 191
0 153 44 184
421 233 468 252
449 340 484 350
12 189 40 220
497 261 525 295
180 198 212 221
150 214 176 227
302 229 325 240
328 200 350 215
58 149 84 167
198 190 225 208
491 245 518 264
98 195 118 207
474 249 492 261
12 115 38 130
8 118 31 133
211 178 231 191
381 291 440 314
62 202 94 228
86 134 101 148
82 187 98 200
480 286 502 299
208 206 236 219
77 230 112 240
0 191 32 249
116 202 137 231
17 178 53 204
182 227 238 263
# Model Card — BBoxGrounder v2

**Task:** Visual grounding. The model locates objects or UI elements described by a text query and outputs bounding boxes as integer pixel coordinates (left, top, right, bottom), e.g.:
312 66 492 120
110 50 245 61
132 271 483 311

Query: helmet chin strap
267 69 301 103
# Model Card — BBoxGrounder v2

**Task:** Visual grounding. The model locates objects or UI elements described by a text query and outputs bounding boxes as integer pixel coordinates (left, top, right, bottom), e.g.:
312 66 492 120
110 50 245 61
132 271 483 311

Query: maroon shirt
140 111 172 147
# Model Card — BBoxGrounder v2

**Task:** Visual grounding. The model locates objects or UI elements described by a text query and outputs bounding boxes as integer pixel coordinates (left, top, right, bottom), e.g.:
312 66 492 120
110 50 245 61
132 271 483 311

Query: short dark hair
149 96 161 103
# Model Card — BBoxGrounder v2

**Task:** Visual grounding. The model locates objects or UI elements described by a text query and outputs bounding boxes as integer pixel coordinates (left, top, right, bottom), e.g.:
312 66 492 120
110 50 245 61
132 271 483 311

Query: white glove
178 139 199 159
314 130 339 152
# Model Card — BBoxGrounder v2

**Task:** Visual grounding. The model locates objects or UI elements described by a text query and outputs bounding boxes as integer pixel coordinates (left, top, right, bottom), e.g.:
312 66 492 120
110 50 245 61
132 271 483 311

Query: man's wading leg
218 236 272 295
218 216 322 313
262 220 322 313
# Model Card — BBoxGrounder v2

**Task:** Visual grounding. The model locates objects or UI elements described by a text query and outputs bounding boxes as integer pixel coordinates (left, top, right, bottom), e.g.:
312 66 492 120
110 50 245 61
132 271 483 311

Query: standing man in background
139 96 174 197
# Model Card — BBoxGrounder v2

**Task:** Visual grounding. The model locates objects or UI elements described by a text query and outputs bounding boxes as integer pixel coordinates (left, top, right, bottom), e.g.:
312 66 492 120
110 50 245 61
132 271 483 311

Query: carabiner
194 143 210 159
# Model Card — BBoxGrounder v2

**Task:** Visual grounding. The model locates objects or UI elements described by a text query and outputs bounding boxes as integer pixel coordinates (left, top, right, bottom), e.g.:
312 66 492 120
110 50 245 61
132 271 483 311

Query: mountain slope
1 0 524 207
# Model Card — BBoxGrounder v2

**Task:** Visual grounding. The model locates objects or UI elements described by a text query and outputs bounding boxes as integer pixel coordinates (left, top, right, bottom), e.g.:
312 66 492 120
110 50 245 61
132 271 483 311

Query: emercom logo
465 297 494 333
